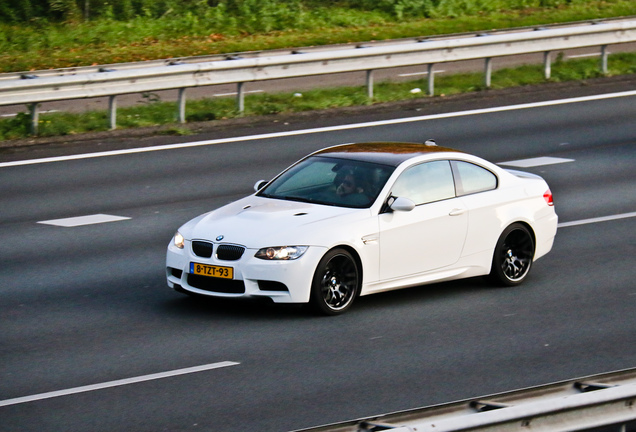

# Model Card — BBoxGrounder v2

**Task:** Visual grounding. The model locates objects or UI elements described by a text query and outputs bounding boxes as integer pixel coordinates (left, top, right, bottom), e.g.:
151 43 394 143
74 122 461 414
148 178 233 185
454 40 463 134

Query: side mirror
254 180 268 192
390 196 415 212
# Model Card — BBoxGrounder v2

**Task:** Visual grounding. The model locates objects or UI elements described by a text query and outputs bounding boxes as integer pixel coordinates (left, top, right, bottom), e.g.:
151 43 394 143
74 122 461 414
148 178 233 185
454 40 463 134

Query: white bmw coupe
166 142 557 315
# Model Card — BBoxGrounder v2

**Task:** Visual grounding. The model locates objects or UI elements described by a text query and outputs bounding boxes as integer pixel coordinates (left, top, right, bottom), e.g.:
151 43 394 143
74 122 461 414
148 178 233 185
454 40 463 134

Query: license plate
190 262 233 279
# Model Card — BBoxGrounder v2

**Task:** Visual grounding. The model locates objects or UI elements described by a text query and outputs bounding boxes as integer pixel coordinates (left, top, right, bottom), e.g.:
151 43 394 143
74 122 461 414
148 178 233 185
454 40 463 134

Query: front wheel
310 248 360 315
489 223 535 286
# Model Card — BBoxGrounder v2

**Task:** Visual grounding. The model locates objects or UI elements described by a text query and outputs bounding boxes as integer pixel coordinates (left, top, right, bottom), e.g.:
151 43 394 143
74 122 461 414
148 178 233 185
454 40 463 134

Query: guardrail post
108 95 117 130
484 57 492 88
427 64 435 96
177 88 187 123
601 45 609 75
543 51 552 79
237 82 245 114
366 70 374 99
29 103 39 136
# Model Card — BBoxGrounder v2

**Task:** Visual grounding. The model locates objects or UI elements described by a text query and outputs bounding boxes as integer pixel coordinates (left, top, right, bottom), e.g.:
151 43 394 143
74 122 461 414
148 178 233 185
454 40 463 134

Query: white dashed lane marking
498 157 575 168
568 53 605 59
398 69 446 77
213 89 264 97
38 214 131 227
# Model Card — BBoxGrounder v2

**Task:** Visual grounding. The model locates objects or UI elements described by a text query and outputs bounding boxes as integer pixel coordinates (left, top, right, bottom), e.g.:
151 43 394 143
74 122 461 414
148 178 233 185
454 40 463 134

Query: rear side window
451 161 497 196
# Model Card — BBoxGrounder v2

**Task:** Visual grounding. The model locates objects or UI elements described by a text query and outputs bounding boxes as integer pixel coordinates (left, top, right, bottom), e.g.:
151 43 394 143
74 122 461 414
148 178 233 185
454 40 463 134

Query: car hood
185 195 366 248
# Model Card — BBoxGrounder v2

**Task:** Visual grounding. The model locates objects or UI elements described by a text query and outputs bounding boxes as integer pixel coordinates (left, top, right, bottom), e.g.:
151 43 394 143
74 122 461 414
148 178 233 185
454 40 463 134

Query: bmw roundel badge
216 235 224 241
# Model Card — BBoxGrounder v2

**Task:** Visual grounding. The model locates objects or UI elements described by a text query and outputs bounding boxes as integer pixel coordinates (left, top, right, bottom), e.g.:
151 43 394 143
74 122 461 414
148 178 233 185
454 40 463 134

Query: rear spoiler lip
504 168 545 180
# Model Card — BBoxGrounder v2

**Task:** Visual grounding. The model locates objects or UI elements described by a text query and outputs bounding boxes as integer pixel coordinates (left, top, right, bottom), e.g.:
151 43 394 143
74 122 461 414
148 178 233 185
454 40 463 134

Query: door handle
449 208 467 216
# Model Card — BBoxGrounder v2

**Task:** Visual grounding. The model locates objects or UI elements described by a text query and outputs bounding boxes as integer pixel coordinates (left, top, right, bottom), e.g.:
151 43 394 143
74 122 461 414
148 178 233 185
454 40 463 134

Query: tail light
543 189 554 206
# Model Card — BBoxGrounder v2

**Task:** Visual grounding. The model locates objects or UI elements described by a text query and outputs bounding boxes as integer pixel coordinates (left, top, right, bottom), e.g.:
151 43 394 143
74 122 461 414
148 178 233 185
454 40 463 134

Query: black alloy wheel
489 223 535 286
310 248 360 315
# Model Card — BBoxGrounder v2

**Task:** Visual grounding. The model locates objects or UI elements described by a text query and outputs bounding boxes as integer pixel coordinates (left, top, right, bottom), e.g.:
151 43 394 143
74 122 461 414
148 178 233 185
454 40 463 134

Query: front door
378 160 468 281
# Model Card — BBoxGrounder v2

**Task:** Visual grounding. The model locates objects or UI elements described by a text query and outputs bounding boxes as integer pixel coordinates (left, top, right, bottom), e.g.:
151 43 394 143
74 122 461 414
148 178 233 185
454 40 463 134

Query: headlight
173 231 185 249
255 246 308 260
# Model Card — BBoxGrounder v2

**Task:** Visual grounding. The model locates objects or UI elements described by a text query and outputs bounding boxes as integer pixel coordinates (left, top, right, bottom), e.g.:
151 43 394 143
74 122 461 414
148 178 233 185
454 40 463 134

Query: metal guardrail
294 368 636 432
1 17 629 83
2 18 636 134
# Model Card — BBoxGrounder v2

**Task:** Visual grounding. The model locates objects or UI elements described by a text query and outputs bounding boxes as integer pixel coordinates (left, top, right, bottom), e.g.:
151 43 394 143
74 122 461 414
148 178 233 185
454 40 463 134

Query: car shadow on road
354 276 497 308
156 276 503 321
158 293 309 320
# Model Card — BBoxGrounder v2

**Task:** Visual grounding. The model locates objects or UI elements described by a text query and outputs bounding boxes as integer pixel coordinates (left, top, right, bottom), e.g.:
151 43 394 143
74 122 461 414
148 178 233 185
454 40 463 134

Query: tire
310 248 360 315
489 223 535 286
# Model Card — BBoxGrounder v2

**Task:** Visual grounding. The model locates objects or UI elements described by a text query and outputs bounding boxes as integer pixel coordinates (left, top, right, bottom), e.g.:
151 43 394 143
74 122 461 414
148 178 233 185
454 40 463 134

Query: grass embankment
1 0 635 140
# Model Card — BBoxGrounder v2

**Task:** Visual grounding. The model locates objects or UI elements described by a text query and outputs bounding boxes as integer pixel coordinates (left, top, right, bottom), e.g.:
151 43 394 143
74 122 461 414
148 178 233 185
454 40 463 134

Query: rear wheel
489 223 535 286
310 248 360 315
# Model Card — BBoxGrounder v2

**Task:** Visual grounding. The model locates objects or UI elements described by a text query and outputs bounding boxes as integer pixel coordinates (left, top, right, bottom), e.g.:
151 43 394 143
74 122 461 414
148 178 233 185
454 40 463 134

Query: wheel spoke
318 254 358 311
500 229 533 282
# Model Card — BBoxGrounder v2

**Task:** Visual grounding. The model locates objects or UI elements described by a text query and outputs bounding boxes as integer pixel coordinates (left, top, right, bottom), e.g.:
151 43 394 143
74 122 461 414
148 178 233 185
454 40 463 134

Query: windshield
258 156 395 208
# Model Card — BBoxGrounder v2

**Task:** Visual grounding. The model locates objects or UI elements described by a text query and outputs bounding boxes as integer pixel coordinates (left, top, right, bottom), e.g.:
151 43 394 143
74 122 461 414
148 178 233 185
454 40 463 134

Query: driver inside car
334 168 370 206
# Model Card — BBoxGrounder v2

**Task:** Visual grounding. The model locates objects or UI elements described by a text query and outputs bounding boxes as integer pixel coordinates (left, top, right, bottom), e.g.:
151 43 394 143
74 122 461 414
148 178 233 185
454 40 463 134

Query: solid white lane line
2 89 636 169
499 157 575 168
38 214 131 227
0 361 240 408
558 212 636 228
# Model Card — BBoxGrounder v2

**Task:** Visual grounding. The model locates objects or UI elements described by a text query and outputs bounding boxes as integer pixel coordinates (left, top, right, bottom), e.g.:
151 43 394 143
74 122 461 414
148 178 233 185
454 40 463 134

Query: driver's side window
391 160 455 205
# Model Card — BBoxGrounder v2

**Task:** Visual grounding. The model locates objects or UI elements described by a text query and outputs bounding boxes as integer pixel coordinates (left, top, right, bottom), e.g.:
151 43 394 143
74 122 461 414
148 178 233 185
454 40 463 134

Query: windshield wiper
265 194 356 208
280 195 319 204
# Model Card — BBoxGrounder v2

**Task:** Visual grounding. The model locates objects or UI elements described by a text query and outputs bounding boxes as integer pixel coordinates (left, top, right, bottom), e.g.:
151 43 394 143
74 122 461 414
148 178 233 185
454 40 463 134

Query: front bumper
166 240 327 304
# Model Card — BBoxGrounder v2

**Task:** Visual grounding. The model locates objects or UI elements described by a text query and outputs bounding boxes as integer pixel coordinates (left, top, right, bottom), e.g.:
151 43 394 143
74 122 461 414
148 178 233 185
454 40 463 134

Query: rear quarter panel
459 173 556 261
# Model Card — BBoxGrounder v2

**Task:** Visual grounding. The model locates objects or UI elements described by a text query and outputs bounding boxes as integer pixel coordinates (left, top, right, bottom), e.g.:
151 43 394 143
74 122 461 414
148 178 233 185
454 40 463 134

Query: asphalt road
0 86 635 431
